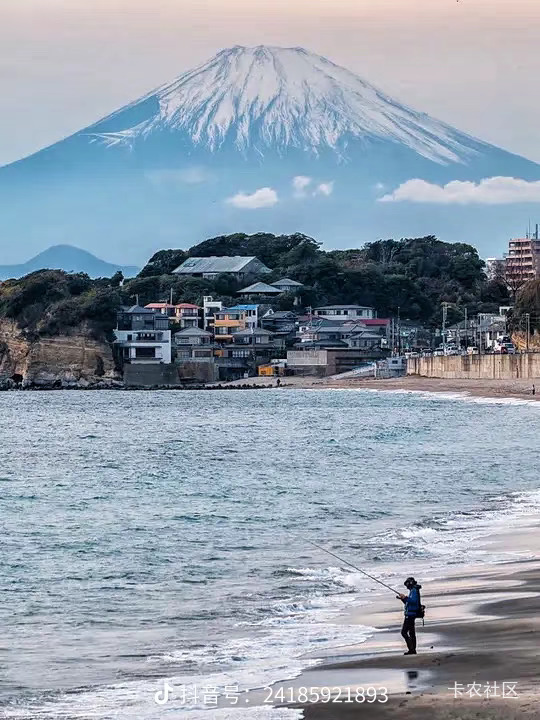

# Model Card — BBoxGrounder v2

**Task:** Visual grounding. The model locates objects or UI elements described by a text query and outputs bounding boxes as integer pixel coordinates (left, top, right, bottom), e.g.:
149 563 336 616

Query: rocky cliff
0 319 120 388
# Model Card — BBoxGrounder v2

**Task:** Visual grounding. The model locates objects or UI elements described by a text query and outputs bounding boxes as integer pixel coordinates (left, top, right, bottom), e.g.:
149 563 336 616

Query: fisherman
398 577 422 655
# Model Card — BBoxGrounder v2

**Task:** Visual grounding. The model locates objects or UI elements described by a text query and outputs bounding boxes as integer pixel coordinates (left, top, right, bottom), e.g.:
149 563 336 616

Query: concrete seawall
407 354 540 379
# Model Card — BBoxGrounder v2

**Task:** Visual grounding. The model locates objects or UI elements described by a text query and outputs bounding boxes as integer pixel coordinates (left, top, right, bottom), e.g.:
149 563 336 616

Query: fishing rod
307 540 400 596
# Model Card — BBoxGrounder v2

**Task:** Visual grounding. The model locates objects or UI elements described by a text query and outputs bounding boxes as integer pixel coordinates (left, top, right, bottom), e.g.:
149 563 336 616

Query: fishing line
306 539 400 595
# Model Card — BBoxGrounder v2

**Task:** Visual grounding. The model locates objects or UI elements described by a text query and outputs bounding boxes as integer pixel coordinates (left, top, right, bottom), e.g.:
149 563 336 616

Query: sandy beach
221 374 540 402
275 526 540 719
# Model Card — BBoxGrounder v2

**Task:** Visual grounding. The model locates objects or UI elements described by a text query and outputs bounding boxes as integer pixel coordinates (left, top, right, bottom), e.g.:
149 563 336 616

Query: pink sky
2 0 540 164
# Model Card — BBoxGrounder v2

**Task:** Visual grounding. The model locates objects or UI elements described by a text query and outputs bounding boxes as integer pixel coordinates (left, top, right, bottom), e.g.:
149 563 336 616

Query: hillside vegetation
0 233 513 338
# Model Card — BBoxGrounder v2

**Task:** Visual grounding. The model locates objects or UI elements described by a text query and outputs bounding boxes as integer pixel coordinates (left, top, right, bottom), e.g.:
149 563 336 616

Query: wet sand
219 374 540 401
332 376 540 402
292 549 540 718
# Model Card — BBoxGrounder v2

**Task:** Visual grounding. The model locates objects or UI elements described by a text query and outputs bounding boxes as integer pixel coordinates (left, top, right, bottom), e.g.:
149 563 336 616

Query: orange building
213 308 247 342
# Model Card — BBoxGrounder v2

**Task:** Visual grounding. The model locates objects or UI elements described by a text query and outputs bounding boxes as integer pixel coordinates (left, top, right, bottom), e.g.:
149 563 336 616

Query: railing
125 337 169 344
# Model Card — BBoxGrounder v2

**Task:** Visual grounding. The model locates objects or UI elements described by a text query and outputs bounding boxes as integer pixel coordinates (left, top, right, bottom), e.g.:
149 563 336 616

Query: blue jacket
404 586 421 617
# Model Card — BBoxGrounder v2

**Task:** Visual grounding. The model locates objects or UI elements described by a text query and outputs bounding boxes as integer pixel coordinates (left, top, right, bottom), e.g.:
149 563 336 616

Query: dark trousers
401 616 416 652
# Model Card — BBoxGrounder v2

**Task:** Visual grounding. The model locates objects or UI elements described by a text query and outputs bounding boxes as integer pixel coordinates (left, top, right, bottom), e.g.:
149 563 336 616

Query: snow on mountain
90 45 480 164
2 45 540 258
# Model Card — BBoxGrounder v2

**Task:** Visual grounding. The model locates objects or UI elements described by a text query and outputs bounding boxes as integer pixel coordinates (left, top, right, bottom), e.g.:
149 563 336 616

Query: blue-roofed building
227 304 260 330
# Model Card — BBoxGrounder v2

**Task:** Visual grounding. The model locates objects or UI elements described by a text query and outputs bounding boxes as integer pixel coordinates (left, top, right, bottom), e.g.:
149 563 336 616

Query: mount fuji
1 45 539 262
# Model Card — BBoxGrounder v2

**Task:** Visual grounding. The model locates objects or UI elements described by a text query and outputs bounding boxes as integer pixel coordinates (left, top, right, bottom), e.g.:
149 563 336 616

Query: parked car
467 346 479 355
501 343 516 355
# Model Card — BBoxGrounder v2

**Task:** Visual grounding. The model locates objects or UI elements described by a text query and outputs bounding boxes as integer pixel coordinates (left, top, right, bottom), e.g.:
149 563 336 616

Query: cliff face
0 319 119 387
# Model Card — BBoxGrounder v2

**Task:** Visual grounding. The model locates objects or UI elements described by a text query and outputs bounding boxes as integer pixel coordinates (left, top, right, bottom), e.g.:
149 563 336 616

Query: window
135 347 156 358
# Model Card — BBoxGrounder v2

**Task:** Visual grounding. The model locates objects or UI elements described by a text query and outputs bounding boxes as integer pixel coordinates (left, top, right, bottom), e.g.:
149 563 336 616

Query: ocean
1 388 540 719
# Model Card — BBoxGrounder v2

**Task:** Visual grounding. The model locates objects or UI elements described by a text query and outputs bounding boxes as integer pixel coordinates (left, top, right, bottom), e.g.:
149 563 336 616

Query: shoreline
2 375 539 400
222 374 540 402
280 526 540 719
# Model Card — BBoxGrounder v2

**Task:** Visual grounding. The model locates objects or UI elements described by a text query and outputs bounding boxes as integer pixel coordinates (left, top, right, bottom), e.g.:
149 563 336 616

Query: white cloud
379 176 540 205
226 187 278 209
314 181 334 197
293 175 312 197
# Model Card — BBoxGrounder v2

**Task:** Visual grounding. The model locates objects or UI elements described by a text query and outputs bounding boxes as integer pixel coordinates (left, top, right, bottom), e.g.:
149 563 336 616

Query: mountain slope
0 245 139 281
89 45 481 164
1 45 539 258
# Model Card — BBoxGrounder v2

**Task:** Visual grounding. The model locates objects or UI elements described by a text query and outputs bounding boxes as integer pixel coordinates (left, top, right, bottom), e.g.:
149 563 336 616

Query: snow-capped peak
91 45 478 164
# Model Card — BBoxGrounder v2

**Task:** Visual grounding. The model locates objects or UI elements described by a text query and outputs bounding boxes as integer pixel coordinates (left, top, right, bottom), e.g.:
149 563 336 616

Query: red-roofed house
174 303 202 329
145 302 176 317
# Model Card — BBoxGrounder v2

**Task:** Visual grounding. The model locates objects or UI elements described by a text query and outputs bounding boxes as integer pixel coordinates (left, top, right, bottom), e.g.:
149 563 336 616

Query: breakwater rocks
0 379 276 391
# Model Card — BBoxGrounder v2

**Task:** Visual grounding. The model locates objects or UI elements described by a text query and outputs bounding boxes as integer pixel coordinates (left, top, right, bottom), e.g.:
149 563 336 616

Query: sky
2 0 540 167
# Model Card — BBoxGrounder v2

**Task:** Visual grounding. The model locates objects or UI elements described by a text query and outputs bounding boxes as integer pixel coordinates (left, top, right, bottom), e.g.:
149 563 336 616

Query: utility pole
397 306 401 355
442 302 448 354
526 313 531 352
464 307 468 350
478 314 483 354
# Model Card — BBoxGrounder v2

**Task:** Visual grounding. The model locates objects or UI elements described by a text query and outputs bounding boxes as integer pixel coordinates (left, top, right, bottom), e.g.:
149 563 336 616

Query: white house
313 305 375 320
114 306 172 364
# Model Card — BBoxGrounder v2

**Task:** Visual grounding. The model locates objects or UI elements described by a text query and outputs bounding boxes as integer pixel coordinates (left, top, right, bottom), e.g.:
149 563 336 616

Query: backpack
415 587 426 623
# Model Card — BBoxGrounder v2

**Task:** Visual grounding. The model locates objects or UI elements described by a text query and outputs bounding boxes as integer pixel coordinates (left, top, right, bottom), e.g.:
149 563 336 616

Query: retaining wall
407 353 540 379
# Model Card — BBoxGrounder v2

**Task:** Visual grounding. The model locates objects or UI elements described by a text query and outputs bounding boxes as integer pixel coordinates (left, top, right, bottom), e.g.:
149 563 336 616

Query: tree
138 249 188 277
188 232 321 269
512 278 540 332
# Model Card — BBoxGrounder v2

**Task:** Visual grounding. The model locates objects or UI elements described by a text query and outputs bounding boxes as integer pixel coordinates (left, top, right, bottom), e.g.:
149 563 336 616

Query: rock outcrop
0 319 120 388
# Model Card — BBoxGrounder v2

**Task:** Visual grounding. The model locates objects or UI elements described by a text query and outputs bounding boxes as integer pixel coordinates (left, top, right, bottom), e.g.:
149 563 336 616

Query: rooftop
239 282 282 294
234 327 273 337
175 303 201 309
315 304 374 311
174 327 212 337
125 305 156 314
272 277 304 287
145 303 175 310
173 256 270 274
227 304 260 311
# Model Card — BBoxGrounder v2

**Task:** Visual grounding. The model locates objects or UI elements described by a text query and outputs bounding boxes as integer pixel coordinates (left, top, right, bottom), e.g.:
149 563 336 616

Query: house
145 302 176 317
238 281 282 298
114 305 172 364
227 304 260 330
261 310 297 344
173 256 271 280
144 302 201 328
213 308 247 342
271 278 304 292
174 303 201 329
203 296 223 331
213 327 284 380
313 305 375 320
174 327 214 361
346 330 384 350
484 321 507 350
232 327 274 347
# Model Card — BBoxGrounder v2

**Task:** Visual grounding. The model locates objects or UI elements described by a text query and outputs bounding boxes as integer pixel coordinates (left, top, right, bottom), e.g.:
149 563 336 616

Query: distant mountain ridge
0 245 140 281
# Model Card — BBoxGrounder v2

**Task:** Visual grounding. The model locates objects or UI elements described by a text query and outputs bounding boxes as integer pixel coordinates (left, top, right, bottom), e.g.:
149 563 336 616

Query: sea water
1 389 540 719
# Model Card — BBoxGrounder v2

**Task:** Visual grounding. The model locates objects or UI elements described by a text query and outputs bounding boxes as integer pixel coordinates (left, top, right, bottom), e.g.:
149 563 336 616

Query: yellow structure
258 364 275 377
